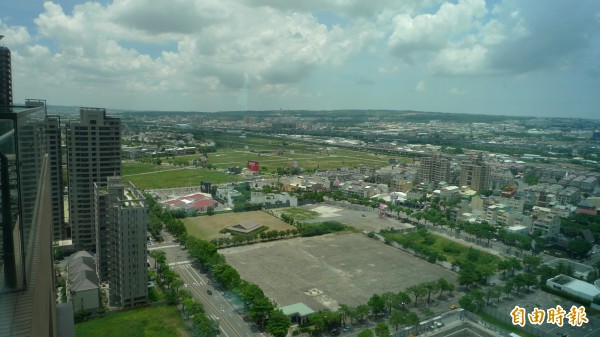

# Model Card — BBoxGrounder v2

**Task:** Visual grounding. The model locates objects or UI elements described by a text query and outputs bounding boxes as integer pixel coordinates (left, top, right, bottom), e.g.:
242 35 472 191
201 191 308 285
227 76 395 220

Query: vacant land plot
222 233 457 311
300 204 414 233
183 211 295 240
75 305 190 337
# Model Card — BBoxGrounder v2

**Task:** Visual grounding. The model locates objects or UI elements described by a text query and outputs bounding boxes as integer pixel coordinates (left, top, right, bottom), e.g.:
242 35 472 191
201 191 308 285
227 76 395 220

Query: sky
1 0 599 118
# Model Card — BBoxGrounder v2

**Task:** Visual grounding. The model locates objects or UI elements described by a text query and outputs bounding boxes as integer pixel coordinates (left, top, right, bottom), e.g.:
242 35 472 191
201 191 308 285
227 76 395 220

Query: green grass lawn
125 168 241 189
183 211 295 240
280 207 319 221
76 305 190 337
384 231 502 268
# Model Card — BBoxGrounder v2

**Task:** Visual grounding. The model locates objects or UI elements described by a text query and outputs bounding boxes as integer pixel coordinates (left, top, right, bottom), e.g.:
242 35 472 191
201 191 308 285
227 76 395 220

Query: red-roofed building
162 192 218 214
576 199 598 216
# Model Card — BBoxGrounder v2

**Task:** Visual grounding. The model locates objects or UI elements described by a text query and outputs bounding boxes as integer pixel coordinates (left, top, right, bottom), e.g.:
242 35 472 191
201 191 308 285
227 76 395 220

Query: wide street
149 231 261 337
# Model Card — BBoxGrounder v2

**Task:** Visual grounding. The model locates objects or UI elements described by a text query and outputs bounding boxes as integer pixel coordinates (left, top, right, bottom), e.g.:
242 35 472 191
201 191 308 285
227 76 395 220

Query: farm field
75 305 190 337
183 210 295 240
123 166 241 189
122 134 413 188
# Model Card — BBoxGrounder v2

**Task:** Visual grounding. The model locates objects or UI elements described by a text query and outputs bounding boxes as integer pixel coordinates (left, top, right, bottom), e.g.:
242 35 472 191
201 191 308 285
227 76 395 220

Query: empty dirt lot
221 232 457 311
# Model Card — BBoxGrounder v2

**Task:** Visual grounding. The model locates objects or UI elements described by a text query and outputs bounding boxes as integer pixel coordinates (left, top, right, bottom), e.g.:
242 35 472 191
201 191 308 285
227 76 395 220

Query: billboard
247 160 259 172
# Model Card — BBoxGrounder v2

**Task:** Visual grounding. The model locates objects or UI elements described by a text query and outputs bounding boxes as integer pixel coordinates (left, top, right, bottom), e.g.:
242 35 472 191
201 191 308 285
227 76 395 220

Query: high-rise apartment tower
94 177 148 308
417 154 450 187
460 154 491 192
0 36 12 108
66 108 121 252
45 113 65 241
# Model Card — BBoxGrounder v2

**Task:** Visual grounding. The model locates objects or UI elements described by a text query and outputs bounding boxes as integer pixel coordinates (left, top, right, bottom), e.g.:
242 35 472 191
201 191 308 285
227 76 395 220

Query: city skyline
1 0 600 119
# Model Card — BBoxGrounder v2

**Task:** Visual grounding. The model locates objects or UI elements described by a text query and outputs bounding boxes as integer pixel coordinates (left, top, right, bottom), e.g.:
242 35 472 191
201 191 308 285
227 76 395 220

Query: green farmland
122 134 413 189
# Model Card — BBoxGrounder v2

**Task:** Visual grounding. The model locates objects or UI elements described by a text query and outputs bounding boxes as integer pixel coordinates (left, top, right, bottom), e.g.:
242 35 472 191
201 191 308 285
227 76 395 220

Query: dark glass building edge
0 101 47 292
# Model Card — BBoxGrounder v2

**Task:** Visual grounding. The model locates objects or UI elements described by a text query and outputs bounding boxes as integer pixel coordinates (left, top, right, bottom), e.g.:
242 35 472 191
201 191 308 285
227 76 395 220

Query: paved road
150 232 260 337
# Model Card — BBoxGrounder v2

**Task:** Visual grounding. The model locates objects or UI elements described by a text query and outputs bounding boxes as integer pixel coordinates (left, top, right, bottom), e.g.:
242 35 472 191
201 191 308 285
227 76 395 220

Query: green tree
309 312 326 334
523 255 542 273
338 304 352 326
357 329 373 337
508 258 522 276
355 305 370 323
193 315 220 337
381 291 398 315
267 309 291 337
568 238 593 258
374 322 390 337
249 296 274 329
405 312 419 329
424 281 439 304
521 272 538 290
446 283 455 296
396 291 412 309
389 310 406 331
503 281 514 298
498 259 512 280
458 263 480 290
437 278 449 298
367 294 386 316
407 284 427 307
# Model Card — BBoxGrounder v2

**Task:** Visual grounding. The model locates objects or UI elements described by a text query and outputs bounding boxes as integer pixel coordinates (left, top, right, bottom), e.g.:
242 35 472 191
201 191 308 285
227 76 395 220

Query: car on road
449 304 458 310
207 289 212 295
342 326 352 332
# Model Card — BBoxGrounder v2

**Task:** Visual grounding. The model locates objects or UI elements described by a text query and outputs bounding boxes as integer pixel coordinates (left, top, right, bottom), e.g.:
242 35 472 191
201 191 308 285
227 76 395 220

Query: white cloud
449 88 466 95
415 80 426 92
2 0 599 114
6 0 379 108
0 20 31 46
428 45 488 75
387 0 486 59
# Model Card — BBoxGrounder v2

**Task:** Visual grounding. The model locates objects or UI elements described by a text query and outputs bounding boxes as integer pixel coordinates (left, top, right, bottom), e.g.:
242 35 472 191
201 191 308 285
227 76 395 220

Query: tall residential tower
0 36 12 108
66 108 121 252
95 177 148 308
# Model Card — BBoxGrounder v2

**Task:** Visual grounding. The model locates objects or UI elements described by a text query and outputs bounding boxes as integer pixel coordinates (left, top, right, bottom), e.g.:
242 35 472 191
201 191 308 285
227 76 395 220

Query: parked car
207 289 212 295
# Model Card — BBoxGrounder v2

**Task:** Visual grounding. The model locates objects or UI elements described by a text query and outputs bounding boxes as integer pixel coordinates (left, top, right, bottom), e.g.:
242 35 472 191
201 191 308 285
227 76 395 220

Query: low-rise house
557 186 580 205
162 192 218 214
67 251 100 313
576 199 598 216
215 187 242 208
250 192 297 208
546 274 600 303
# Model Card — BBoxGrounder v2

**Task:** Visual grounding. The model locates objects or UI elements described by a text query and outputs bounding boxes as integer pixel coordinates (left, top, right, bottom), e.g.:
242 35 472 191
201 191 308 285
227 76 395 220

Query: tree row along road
175 262 254 337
